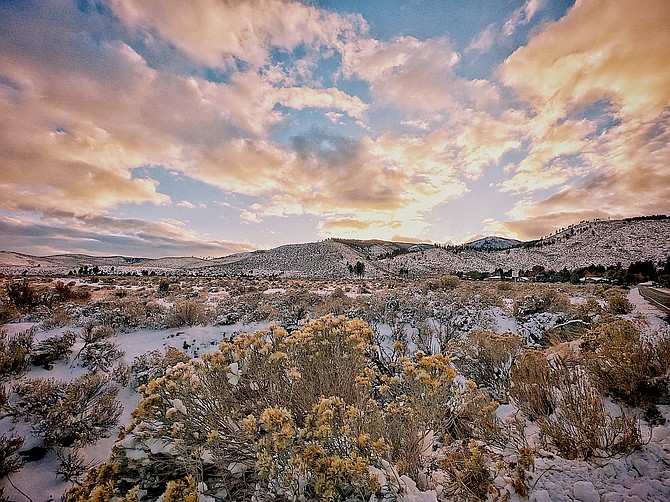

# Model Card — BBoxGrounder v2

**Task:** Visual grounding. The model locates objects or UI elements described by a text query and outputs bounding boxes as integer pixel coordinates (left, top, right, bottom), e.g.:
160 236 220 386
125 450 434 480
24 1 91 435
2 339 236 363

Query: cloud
500 0 670 119
177 200 196 209
491 0 670 235
0 213 256 258
490 112 670 239
390 235 431 244
341 36 463 113
501 118 595 193
0 1 369 225
278 85 368 120
110 0 365 69
320 218 402 232
467 24 496 53
240 210 262 224
504 0 545 37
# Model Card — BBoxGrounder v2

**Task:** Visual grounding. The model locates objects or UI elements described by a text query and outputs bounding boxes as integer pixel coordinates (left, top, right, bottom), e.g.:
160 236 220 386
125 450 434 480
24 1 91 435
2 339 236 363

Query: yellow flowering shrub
68 315 485 500
245 397 387 500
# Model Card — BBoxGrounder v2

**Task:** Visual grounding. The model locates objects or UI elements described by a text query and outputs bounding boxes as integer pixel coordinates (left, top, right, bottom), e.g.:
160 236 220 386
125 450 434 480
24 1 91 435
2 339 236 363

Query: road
639 286 670 315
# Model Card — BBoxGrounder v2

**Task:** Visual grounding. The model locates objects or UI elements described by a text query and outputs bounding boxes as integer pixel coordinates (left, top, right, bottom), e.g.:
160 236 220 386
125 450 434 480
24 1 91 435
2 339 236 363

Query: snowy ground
0 321 268 501
1 284 669 501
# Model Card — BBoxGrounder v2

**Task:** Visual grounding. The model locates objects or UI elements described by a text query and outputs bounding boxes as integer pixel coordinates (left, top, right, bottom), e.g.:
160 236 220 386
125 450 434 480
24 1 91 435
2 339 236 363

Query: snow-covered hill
464 236 522 251
1 217 669 277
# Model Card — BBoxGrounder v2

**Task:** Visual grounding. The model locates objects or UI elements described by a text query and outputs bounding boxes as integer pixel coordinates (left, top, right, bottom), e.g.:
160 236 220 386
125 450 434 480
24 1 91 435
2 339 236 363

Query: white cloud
110 0 365 69
467 24 496 53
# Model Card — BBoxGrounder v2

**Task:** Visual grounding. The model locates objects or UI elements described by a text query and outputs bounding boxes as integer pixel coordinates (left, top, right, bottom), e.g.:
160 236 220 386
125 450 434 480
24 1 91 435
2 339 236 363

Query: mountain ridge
1 216 669 277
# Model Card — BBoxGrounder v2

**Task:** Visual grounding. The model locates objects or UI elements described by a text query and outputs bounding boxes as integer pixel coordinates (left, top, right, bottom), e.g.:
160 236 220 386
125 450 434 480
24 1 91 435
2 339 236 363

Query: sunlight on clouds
342 36 463 113
501 0 670 119
501 119 595 193
2 0 668 253
110 0 365 69
492 0 670 237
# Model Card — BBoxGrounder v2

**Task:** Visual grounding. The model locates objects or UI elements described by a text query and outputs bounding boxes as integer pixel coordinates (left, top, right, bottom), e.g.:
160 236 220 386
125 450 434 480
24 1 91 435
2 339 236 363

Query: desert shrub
449 330 523 402
5 279 38 308
158 279 171 294
162 476 198 502
424 275 461 292
513 289 570 320
41 306 73 329
581 319 670 406
0 304 19 324
31 330 77 367
0 434 24 501
81 323 114 344
92 317 380 500
312 287 353 317
14 374 121 448
80 339 124 373
0 434 24 478
471 400 528 457
243 397 386 500
509 446 535 498
510 349 556 420
606 293 633 315
378 352 491 480
111 363 132 386
166 300 207 327
439 440 491 501
573 296 603 321
77 316 481 500
54 281 91 302
74 324 122 373
0 385 7 410
89 298 157 331
544 319 589 347
0 327 35 377
540 288 571 314
130 346 190 389
273 288 319 327
538 360 641 460
55 447 94 484
64 461 129 502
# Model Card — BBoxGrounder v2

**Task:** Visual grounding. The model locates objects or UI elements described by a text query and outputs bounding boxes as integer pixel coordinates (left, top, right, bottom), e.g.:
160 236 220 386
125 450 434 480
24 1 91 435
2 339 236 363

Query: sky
1 0 669 258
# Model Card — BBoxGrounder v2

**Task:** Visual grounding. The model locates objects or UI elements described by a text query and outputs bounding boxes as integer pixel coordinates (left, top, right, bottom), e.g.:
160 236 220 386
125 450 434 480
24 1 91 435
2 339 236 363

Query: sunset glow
1 0 669 256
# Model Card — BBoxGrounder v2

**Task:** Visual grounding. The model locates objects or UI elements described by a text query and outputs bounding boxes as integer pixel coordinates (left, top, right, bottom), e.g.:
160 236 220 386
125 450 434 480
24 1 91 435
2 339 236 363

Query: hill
464 236 522 251
1 216 669 278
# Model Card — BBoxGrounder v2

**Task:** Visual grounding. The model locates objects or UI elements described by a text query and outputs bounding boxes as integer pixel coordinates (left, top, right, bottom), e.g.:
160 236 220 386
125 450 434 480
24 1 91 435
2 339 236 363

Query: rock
573 481 600 502
530 490 552 502
632 457 650 477
628 483 649 499
651 426 669 442
601 463 616 478
601 493 624 502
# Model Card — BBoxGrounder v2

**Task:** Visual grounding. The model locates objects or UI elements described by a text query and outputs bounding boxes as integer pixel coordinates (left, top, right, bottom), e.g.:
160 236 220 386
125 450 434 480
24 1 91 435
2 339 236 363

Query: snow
573 481 600 502
2 217 668 278
2 274 670 501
